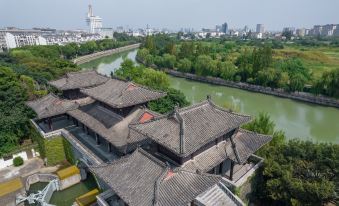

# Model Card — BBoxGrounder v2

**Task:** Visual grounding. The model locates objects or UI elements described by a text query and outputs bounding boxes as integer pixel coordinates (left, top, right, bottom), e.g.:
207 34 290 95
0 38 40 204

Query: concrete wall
0 149 38 169
59 173 81 190
25 173 59 191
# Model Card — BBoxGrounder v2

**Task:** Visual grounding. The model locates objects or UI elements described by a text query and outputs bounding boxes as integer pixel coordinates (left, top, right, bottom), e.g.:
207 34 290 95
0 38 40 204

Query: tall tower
86 4 102 34
88 4 93 17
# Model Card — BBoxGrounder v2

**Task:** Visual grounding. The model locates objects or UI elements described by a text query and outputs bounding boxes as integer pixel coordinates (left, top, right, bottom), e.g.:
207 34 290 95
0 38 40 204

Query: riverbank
79 47 339 142
161 68 339 109
73 43 140 65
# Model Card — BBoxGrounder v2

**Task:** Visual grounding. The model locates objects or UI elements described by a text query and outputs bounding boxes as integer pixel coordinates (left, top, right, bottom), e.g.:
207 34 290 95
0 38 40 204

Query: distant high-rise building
86 4 103 34
244 25 249 33
256 24 264 33
221 23 228 34
283 27 296 35
216 25 222 32
296 28 306 37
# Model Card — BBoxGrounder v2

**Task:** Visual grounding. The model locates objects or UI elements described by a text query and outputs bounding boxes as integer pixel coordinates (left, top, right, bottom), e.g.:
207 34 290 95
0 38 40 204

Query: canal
80 49 339 143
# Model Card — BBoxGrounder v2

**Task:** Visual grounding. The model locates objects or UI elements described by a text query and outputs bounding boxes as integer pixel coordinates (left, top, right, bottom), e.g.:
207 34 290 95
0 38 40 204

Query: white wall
0 149 38 169
5 32 17 48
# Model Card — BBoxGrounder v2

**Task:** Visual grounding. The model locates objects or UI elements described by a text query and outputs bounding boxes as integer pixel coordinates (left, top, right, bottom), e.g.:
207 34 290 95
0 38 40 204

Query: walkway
0 158 44 183
67 126 119 162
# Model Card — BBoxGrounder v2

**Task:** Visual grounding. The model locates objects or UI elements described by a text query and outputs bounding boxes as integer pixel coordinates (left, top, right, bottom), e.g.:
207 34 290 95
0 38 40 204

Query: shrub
13 156 24 167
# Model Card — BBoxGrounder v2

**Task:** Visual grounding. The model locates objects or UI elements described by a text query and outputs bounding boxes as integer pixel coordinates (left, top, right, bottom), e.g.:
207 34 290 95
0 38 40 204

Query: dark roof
183 129 272 171
48 70 109 90
229 129 272 164
130 98 251 157
81 78 166 108
26 93 78 119
90 148 222 206
67 105 160 152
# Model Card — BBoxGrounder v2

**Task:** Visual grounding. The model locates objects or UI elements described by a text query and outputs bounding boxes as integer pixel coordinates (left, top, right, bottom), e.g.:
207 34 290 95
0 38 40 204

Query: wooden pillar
48 117 52 130
107 142 111 153
95 133 100 145
230 161 235 181
219 161 223 174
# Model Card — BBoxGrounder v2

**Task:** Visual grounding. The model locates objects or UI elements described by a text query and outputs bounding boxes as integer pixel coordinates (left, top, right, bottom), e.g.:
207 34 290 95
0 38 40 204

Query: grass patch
45 136 67 166
273 46 339 80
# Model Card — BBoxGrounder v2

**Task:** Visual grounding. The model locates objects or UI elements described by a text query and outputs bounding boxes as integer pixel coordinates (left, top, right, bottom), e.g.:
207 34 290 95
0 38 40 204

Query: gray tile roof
90 148 222 206
26 93 78 119
48 70 109 90
67 106 160 152
81 78 166 108
182 129 272 171
130 98 252 157
229 129 272 164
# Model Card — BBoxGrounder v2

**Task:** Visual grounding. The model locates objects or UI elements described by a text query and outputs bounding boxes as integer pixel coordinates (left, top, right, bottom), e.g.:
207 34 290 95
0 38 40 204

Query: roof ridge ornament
169 104 185 154
230 128 241 164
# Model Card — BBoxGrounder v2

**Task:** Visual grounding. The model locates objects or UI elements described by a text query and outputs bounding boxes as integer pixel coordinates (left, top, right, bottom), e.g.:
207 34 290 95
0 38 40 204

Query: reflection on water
79 49 339 143
80 49 138 76
169 76 339 143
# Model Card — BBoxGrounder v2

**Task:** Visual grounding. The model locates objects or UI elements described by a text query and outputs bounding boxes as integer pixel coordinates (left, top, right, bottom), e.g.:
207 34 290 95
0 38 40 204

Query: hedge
13 156 24 167
63 137 75 164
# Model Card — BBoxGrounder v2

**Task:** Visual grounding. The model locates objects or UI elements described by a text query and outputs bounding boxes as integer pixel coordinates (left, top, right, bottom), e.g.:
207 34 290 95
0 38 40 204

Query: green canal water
27 174 97 206
80 49 339 143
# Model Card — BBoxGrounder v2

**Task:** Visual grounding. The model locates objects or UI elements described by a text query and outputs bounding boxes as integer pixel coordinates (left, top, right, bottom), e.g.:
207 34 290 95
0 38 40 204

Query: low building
27 71 272 205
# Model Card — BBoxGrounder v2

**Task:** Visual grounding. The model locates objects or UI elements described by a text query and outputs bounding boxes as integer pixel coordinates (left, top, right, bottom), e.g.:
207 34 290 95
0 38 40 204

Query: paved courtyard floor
0 158 44 183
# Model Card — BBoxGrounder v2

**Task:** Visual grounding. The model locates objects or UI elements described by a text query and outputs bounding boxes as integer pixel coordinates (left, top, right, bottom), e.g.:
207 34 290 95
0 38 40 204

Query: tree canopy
114 59 189 113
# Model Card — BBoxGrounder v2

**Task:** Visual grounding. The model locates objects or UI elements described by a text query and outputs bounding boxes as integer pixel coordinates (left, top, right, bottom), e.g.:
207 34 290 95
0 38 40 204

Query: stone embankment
73 43 140 65
164 69 339 108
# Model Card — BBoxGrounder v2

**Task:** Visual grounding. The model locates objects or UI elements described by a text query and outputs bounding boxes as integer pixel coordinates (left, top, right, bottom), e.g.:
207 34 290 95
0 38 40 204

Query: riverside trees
243 113 338 205
114 59 189 114
137 35 338 98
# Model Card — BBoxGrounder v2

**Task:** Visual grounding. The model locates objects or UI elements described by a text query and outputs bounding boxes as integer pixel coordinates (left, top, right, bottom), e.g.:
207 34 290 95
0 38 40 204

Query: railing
218 181 245 206
25 173 59 191
61 130 103 166
30 119 62 139
233 155 263 187
96 190 115 206
31 119 103 166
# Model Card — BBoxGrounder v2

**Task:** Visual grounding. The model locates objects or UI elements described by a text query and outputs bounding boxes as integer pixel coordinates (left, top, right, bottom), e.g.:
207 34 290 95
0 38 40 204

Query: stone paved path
0 158 44 183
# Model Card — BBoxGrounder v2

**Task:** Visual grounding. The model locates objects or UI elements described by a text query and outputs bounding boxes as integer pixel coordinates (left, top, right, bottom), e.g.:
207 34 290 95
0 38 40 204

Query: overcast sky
1 0 338 31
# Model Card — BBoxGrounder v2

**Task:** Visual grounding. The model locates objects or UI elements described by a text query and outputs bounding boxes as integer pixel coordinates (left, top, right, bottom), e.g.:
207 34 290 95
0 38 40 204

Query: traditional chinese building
27 71 272 206
48 70 109 99
130 97 272 183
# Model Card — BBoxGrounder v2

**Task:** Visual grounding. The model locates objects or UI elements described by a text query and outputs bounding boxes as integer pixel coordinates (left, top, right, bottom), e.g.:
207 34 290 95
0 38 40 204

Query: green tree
315 68 339 97
137 48 150 62
61 43 78 59
290 73 307 92
162 53 176 69
177 58 192 73
148 88 189 114
194 55 214 76
178 42 194 59
0 67 32 156
219 61 237 80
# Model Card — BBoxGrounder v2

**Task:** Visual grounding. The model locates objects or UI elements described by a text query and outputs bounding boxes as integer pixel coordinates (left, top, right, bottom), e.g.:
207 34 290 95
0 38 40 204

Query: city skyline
1 0 339 31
